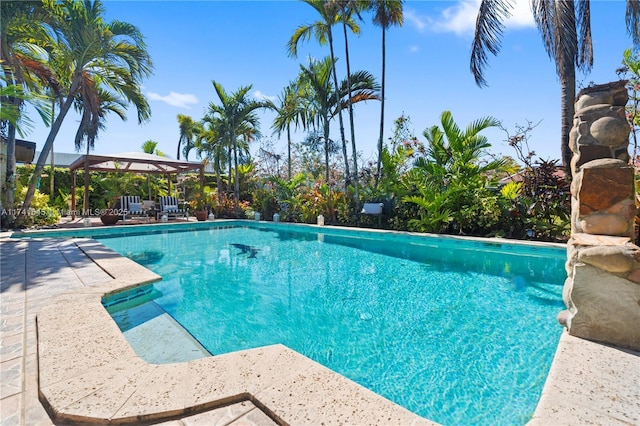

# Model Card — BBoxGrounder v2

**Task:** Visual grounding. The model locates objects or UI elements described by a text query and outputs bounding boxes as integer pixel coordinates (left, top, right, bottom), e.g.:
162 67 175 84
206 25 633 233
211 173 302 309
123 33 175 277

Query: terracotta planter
100 214 120 225
194 211 208 221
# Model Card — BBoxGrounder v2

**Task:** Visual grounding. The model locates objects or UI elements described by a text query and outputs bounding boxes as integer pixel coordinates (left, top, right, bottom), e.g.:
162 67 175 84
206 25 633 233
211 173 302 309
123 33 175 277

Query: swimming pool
90 223 565 426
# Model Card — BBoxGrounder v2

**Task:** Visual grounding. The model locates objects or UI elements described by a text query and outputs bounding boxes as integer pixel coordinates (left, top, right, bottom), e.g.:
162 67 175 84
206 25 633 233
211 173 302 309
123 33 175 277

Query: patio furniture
359 202 384 227
158 196 188 221
120 196 149 223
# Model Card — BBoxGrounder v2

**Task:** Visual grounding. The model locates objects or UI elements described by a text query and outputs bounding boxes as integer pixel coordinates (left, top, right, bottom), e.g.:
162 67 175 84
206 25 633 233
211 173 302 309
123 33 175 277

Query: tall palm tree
331 0 364 205
208 81 266 208
298 57 338 183
470 0 640 175
369 0 404 187
271 82 306 179
176 113 198 160
297 56 381 182
1 0 57 211
21 0 153 214
288 0 360 184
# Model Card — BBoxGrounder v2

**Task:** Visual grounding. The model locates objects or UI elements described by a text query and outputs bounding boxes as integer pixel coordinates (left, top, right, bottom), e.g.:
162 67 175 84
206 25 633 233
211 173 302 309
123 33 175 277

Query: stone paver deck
1 226 639 425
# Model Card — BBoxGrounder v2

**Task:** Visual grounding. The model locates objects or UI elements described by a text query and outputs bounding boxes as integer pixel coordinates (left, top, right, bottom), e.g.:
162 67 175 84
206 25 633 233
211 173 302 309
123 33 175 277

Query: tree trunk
21 79 79 216
324 119 331 183
227 144 232 196
233 130 239 209
3 121 18 212
375 26 387 188
216 155 222 205
327 29 350 185
560 54 576 180
343 16 359 210
287 124 292 180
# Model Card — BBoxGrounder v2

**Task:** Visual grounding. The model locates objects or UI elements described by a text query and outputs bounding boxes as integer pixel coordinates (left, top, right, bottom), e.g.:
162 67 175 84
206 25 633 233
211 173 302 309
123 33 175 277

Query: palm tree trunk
375 26 387 188
324 119 331 182
233 131 240 209
21 79 80 215
560 62 575 179
342 16 359 209
3 120 18 211
216 155 222 206
287 124 292 179
327 29 350 185
49 96 56 198
227 144 232 196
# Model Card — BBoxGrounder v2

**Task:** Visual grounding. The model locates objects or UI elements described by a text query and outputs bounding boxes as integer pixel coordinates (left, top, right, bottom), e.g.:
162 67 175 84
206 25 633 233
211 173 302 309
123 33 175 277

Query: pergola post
83 156 90 217
71 171 76 219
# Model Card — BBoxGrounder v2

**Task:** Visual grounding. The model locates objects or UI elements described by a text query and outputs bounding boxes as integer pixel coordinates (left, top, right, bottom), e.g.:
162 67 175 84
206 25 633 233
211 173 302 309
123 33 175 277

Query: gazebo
68 152 204 219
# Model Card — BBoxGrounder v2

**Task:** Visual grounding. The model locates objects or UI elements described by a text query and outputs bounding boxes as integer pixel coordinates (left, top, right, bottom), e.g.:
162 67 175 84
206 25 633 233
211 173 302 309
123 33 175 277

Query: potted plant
189 192 208 221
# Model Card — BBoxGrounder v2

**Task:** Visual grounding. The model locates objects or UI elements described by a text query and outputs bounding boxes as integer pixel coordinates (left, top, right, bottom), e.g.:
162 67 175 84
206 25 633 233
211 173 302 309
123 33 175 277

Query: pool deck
1 220 639 425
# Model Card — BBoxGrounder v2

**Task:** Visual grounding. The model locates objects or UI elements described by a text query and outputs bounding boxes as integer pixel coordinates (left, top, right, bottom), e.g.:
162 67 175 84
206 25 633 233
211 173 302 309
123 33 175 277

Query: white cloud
147 91 198 109
508 0 536 28
430 0 535 36
404 9 428 32
253 90 277 102
409 45 420 53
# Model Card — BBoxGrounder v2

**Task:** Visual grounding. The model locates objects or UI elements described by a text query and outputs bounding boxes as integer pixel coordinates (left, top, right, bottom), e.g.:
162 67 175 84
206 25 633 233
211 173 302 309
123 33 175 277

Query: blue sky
26 0 634 166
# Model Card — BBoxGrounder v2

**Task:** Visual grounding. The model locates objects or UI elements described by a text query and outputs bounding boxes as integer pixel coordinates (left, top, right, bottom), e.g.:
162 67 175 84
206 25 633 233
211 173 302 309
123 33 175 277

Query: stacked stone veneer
560 80 640 351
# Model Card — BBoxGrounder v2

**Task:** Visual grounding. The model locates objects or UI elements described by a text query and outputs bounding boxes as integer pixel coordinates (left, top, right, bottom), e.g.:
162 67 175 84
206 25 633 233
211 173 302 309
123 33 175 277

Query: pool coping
18 222 640 424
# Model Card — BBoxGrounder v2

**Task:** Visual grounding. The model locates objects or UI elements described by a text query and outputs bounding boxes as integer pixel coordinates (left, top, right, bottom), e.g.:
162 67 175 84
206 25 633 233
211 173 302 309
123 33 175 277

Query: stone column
560 81 640 351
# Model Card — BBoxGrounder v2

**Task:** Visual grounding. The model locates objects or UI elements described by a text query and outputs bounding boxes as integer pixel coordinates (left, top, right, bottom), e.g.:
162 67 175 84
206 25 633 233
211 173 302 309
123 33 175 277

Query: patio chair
358 202 384 227
158 195 188 221
120 195 149 223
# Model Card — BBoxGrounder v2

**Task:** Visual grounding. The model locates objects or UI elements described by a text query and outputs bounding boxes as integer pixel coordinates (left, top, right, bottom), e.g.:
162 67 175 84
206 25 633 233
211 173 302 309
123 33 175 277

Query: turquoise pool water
94 224 566 426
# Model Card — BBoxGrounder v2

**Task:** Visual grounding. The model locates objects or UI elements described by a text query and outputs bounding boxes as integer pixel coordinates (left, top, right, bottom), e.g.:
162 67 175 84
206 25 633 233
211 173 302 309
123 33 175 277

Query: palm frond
470 0 512 87
576 0 593 71
626 0 640 47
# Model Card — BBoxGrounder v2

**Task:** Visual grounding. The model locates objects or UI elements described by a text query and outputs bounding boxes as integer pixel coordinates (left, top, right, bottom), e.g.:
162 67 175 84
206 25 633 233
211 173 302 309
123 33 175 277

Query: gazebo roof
68 152 203 174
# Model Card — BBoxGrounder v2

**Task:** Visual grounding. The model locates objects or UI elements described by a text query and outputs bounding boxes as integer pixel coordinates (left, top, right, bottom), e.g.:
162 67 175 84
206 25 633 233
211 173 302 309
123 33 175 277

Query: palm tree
208 81 267 208
176 114 198 160
1 0 57 211
297 56 381 182
271 82 306 179
21 0 153 214
331 0 364 206
196 116 225 203
287 0 360 185
369 0 404 187
141 139 158 154
470 0 640 175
